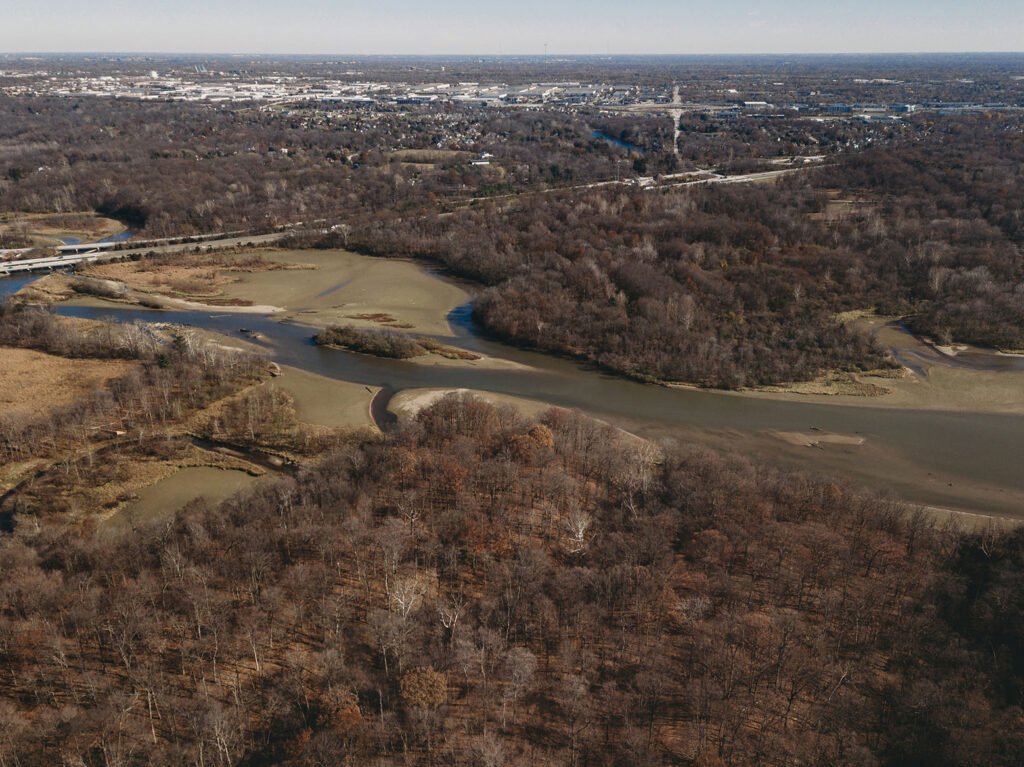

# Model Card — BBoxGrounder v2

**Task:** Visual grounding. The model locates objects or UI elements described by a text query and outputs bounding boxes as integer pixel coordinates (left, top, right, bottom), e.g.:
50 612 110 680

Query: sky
2 0 1022 55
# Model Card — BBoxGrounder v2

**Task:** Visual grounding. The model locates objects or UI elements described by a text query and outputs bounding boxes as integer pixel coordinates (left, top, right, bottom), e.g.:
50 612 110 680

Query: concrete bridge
1 230 289 276
0 251 106 275
54 240 125 255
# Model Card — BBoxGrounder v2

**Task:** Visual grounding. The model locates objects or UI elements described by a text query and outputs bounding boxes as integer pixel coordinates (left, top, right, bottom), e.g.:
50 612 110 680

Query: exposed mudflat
104 467 260 531
733 315 1024 415
389 387 552 421
772 430 866 448
270 365 379 429
218 249 470 336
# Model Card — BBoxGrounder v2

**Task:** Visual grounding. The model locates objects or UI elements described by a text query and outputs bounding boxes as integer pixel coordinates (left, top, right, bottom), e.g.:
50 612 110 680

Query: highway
0 231 288 275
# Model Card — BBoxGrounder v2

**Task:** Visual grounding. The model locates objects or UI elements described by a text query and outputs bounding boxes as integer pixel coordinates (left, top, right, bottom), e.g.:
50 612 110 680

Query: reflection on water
56 230 133 246
97 230 134 244
0 274 46 295
591 129 644 153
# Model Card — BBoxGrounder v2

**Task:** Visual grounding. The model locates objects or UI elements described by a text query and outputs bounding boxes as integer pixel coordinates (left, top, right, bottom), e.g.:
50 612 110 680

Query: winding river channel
3 272 1024 519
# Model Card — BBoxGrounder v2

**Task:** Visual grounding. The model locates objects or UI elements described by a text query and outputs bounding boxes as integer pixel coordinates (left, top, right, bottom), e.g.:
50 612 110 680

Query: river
2 276 1023 518
57 230 133 246
591 129 644 153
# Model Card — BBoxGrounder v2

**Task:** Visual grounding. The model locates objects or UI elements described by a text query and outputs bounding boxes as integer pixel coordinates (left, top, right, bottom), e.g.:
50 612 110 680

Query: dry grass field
0 347 133 420
82 253 314 299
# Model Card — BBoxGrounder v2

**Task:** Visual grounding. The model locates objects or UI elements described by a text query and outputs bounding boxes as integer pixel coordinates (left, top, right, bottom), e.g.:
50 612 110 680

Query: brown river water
3 274 1023 519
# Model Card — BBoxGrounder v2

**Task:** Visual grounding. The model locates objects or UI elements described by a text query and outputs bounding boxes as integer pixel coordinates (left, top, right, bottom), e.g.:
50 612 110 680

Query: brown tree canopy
1 394 1022 766
400 667 449 711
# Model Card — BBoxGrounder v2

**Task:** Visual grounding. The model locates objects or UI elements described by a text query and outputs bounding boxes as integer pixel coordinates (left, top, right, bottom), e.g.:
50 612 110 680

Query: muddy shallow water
4 274 1024 518
104 467 260 531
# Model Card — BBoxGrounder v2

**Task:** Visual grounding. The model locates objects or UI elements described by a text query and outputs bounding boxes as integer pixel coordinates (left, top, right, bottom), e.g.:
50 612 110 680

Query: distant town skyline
3 0 1023 56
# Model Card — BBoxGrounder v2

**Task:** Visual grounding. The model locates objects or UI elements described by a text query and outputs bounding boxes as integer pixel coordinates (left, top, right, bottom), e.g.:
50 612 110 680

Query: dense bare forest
0 96 675 234
0 85 947 240
342 116 1024 386
823 122 1024 349
346 187 887 387
1 393 1022 765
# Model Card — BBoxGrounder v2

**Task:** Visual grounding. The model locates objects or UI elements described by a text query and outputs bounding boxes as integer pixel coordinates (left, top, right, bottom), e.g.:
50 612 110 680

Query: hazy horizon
3 0 1022 57
3 51 1024 58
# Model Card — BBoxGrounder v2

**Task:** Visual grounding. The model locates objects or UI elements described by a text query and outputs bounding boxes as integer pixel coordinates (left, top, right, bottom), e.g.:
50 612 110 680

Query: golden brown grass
82 254 312 299
0 348 134 420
